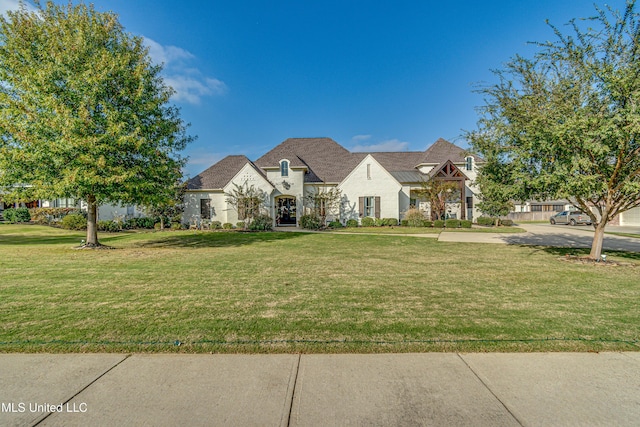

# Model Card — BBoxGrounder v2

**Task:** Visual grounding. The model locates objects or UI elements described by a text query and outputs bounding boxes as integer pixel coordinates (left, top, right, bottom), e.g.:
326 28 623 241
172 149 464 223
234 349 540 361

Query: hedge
361 217 375 227
3 208 31 223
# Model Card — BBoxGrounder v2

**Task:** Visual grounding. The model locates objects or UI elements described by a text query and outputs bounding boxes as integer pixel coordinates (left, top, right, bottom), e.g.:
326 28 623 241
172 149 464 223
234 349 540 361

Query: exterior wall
620 206 640 226
266 165 305 225
338 155 402 222
183 191 227 224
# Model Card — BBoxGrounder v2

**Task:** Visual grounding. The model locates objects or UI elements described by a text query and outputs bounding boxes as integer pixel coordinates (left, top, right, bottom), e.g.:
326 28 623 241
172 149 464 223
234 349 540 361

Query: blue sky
1 0 630 177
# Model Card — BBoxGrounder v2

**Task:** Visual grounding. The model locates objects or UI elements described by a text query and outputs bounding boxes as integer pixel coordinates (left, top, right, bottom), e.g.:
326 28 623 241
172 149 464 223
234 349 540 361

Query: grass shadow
531 246 640 261
132 230 311 249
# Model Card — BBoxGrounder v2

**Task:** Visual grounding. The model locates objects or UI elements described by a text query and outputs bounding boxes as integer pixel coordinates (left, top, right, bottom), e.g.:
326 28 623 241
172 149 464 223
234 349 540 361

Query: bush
500 219 514 226
171 222 183 230
404 208 426 227
29 207 80 224
130 217 155 229
445 219 461 228
3 207 31 223
361 217 375 227
400 219 409 227
61 213 87 230
374 218 384 227
382 218 398 226
433 219 445 228
328 220 342 228
346 219 358 228
236 221 246 229
461 220 472 228
248 214 272 231
97 220 122 232
222 222 234 229
423 220 432 228
477 217 496 226
210 221 222 229
300 214 322 230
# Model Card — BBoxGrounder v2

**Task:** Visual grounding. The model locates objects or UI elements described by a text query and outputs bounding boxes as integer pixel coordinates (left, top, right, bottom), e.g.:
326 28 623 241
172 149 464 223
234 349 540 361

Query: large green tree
467 1 640 259
0 1 192 246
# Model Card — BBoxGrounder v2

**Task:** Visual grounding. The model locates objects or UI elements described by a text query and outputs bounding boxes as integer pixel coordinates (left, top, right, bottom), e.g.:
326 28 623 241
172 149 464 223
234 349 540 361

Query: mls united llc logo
2 402 87 413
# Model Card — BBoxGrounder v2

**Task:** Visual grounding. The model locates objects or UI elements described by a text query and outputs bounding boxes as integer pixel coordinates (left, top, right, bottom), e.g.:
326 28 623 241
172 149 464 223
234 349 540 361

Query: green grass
330 226 525 234
1 224 638 353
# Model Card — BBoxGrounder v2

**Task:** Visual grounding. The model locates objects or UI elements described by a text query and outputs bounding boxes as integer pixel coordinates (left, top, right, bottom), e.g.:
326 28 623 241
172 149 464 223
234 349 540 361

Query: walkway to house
2 352 638 426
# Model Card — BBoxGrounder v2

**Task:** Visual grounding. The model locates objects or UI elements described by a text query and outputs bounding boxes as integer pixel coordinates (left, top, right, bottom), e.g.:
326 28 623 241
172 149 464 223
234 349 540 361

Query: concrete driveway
439 223 640 253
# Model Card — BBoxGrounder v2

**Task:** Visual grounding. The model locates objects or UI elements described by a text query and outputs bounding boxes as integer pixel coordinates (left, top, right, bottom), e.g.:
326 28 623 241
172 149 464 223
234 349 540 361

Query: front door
276 197 297 225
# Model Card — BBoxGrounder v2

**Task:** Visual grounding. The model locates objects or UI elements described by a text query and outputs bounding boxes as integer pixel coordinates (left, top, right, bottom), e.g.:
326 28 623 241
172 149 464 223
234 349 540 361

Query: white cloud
0 0 36 15
144 37 227 105
351 138 410 152
352 134 372 142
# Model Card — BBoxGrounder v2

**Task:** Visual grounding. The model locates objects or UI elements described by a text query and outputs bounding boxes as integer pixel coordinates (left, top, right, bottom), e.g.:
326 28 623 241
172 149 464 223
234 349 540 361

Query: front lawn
329 225 525 234
1 225 638 353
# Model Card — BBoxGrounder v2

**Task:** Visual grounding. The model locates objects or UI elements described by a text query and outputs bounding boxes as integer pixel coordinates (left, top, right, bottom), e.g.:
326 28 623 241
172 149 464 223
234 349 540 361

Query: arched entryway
275 196 297 226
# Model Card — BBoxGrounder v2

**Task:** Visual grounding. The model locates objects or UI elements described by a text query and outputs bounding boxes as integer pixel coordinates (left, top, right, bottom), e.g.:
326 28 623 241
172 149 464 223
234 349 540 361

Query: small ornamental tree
414 178 459 221
0 2 192 247
142 180 187 229
467 1 640 259
304 185 342 227
225 182 268 227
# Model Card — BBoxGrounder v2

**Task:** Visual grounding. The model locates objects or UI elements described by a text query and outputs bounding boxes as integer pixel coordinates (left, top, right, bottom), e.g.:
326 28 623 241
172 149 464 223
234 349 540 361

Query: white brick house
184 137 483 227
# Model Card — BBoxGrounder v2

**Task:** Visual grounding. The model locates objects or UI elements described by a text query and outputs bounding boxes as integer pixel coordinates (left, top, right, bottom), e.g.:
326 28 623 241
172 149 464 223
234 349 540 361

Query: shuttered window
359 196 381 218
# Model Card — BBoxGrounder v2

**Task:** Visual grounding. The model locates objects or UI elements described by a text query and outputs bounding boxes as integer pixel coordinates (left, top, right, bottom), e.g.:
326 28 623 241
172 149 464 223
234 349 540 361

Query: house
184 137 482 227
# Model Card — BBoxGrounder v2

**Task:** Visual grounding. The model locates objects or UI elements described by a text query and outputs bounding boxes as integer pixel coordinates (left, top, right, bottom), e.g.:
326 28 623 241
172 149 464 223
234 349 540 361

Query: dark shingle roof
187 155 257 190
187 137 480 189
420 138 480 164
254 138 360 183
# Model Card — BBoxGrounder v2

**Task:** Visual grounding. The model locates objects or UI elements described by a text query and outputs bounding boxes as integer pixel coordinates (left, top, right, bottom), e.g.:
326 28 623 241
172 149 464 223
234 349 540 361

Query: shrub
433 219 445 228
300 214 322 230
477 217 496 226
236 221 246 229
374 218 385 227
328 220 342 228
500 219 514 226
361 217 375 227
61 213 87 230
29 207 80 224
3 207 31 223
404 208 426 227
461 220 472 228
222 222 234 229
346 219 358 228
423 220 432 227
382 218 398 226
248 214 273 231
171 222 183 230
445 219 461 228
210 221 222 229
401 220 409 227
97 220 122 232
130 217 155 229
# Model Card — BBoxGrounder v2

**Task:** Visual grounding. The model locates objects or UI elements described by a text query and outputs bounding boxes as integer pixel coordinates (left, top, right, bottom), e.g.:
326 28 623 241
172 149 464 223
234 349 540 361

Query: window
466 196 473 208
280 160 289 177
200 199 211 219
359 196 380 218
367 163 371 180
465 156 473 171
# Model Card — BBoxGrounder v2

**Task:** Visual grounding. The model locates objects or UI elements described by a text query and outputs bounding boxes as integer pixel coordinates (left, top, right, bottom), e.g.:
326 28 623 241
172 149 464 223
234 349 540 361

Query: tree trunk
589 221 606 260
86 194 100 247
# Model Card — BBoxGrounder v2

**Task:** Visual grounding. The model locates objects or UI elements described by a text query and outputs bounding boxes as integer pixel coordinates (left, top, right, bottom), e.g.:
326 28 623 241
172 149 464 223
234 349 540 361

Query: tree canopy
467 0 640 259
0 1 192 246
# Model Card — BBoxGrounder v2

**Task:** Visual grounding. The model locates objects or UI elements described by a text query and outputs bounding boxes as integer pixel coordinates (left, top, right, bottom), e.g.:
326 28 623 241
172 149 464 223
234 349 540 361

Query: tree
304 185 342 226
475 158 515 225
142 180 187 229
414 177 459 221
0 1 192 246
467 1 640 259
225 182 268 227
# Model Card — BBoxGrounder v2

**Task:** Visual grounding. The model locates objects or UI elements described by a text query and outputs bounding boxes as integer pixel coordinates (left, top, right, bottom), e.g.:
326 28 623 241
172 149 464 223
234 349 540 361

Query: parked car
549 210 592 226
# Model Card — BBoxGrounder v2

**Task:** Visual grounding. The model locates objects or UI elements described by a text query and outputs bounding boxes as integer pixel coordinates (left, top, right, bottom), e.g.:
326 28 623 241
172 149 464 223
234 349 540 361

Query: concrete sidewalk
1 352 639 426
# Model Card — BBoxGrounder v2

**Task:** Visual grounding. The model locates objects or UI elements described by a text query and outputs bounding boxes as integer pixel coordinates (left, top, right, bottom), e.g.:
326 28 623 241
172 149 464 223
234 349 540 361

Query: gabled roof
187 155 261 190
419 138 480 164
187 137 480 190
254 138 360 183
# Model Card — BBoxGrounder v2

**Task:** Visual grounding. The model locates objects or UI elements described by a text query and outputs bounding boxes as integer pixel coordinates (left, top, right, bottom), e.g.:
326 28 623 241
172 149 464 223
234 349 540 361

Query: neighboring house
510 199 640 226
0 197 143 222
184 137 483 227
